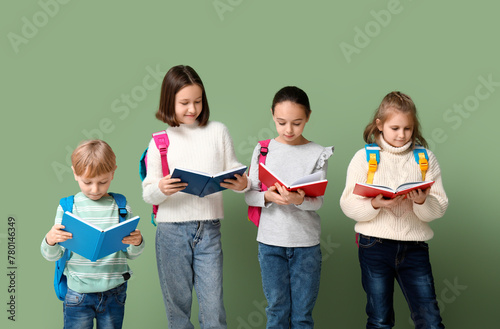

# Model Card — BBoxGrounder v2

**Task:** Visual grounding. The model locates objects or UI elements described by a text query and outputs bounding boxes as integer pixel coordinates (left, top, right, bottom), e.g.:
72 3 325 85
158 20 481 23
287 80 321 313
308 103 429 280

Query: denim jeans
258 242 321 329
156 220 226 329
63 283 127 329
358 234 444 329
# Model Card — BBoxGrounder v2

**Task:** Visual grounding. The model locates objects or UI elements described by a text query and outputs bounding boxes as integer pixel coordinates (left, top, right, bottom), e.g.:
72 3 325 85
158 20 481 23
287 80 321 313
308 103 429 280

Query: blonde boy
41 140 144 329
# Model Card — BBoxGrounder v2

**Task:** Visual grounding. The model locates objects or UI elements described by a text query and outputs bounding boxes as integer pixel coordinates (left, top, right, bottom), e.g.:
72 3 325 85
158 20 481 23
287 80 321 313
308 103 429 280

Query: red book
258 163 328 197
353 181 435 199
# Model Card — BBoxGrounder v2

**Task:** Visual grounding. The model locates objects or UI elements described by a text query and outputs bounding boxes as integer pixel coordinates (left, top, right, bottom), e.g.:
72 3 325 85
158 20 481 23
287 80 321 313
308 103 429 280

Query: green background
1 0 498 328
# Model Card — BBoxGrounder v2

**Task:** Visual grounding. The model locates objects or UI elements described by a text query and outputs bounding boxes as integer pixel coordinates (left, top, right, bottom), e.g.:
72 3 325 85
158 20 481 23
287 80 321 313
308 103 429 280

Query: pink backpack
247 139 271 226
139 131 170 226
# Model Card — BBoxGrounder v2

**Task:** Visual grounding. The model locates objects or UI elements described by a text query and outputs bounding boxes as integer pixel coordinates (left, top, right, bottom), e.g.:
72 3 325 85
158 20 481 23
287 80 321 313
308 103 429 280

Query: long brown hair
363 91 428 148
155 65 210 127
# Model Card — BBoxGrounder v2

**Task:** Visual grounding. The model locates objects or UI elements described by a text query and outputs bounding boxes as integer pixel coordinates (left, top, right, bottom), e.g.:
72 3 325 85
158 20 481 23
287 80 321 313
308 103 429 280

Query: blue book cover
59 212 140 262
171 165 247 197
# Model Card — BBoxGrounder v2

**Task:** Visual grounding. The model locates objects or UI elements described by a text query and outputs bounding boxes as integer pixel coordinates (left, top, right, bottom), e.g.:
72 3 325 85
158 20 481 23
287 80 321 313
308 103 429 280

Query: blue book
59 211 140 262
171 165 247 197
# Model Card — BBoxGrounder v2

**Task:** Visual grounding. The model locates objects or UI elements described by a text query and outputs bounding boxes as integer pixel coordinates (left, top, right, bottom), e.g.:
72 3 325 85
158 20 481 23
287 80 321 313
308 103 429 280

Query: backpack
139 130 170 226
247 139 271 227
356 143 430 247
53 192 128 301
364 143 429 184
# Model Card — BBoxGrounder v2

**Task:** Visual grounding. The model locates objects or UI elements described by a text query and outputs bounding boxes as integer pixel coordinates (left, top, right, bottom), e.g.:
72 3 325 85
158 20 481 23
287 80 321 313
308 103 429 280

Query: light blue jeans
63 283 127 329
258 242 322 329
156 220 227 329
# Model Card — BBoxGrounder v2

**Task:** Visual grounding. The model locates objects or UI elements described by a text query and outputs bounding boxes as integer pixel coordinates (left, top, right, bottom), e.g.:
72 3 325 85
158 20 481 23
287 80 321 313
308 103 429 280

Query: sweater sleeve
339 149 381 222
412 150 448 222
123 204 145 259
295 146 334 211
142 138 170 205
40 206 66 261
244 144 266 207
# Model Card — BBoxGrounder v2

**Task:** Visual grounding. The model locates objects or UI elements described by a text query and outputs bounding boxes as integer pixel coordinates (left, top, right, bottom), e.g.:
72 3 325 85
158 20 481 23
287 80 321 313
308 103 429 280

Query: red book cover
353 181 435 199
258 163 328 197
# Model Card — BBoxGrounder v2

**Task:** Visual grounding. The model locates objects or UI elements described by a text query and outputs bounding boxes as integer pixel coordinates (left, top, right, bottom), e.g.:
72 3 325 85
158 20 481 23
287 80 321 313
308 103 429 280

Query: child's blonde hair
363 91 428 148
71 140 117 177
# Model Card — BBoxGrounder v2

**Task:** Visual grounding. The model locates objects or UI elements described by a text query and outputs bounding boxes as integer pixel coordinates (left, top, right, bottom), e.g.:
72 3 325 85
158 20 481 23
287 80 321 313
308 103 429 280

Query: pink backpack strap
152 130 170 177
258 139 271 191
247 139 271 227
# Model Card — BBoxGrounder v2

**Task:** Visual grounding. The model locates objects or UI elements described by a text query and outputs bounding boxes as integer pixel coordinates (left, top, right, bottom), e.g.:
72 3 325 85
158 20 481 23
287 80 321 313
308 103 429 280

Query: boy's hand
221 173 248 191
158 174 188 196
122 229 143 246
46 224 72 246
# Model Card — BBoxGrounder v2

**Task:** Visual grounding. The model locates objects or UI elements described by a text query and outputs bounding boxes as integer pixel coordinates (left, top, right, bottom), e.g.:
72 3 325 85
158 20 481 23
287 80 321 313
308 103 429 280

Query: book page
355 183 396 193
395 181 434 193
64 212 102 231
291 172 323 186
102 216 140 232
213 165 247 178
172 167 210 177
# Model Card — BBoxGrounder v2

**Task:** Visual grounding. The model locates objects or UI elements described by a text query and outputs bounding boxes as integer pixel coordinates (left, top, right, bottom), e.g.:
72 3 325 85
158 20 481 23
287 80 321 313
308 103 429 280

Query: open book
171 165 248 197
353 181 435 199
259 163 328 197
59 212 140 262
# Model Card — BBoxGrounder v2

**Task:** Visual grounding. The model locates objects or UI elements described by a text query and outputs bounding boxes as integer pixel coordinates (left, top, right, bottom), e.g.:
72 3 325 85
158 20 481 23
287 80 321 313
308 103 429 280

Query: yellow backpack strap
413 145 429 181
365 144 380 184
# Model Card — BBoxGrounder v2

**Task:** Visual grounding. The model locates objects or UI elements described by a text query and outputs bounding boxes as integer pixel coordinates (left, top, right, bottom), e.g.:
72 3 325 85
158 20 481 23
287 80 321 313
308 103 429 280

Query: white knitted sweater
340 137 448 241
142 121 248 223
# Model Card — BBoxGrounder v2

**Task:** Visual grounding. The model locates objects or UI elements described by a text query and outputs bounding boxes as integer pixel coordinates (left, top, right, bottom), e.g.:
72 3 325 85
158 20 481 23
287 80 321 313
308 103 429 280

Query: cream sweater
339 137 448 241
142 121 248 223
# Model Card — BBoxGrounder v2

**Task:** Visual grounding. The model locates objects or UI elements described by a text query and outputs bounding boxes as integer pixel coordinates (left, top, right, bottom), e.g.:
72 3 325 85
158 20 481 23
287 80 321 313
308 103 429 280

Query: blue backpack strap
108 192 129 253
108 192 127 221
365 143 380 184
139 149 148 182
365 143 380 163
54 248 70 301
413 145 429 181
54 195 74 301
59 195 74 213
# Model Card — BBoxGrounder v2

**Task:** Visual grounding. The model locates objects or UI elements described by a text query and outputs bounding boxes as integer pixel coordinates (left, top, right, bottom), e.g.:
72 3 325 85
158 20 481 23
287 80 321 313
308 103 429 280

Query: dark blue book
171 165 247 197
59 212 140 262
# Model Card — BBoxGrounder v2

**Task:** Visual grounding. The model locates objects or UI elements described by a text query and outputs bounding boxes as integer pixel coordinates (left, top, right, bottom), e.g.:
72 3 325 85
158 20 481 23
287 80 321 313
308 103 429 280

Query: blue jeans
258 242 321 329
358 234 444 329
63 283 127 329
156 220 226 329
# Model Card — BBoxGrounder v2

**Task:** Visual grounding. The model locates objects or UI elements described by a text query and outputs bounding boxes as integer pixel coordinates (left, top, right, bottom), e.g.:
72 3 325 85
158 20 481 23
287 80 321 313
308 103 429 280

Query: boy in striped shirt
41 140 144 329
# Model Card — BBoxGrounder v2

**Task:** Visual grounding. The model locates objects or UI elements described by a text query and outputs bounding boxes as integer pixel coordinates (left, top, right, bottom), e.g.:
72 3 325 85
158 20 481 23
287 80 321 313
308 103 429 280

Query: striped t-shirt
41 192 144 293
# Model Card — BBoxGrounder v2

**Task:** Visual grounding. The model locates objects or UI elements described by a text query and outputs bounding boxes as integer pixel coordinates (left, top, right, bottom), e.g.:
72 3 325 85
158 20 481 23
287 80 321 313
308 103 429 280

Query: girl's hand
221 173 248 191
158 174 188 196
45 224 72 246
122 229 143 246
371 194 405 209
406 187 431 205
264 186 289 205
274 183 305 205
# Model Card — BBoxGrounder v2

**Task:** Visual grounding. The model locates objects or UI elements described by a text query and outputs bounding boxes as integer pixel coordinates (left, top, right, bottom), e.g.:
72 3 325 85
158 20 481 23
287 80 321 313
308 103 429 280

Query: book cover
353 181 435 199
258 163 328 197
171 165 248 197
59 212 140 262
